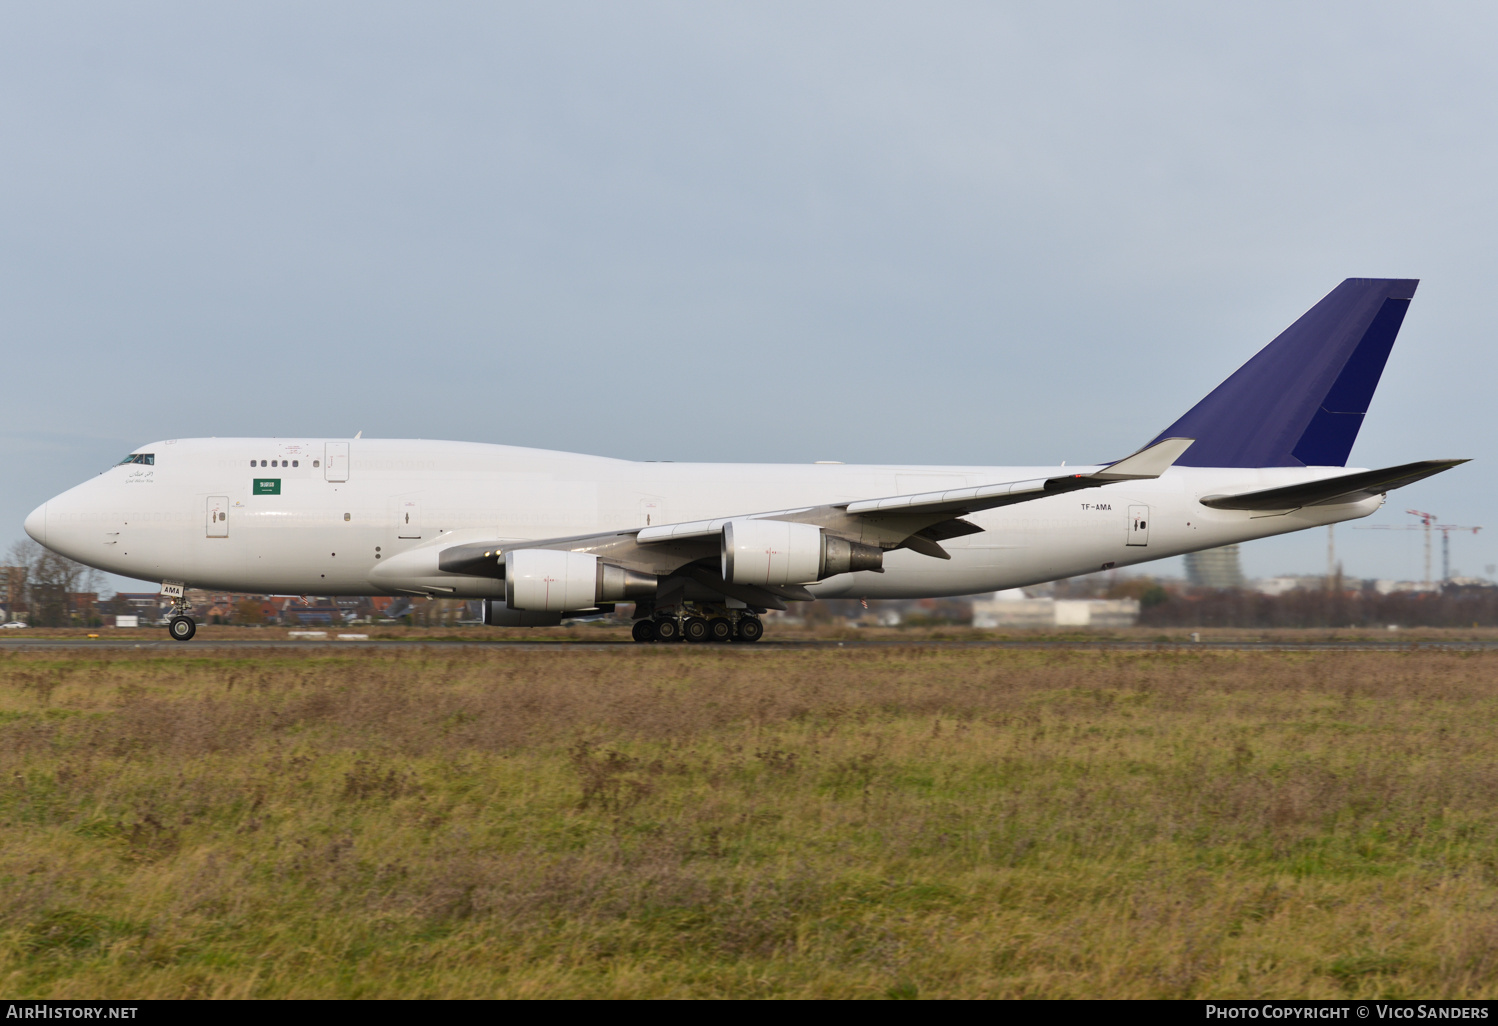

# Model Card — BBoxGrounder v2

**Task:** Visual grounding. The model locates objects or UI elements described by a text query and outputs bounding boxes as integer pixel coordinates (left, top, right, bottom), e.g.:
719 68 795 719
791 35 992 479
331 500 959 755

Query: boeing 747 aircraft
23 278 1464 643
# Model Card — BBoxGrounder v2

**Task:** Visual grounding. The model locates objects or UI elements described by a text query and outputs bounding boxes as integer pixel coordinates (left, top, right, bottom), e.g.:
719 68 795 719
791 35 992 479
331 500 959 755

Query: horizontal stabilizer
1199 459 1468 511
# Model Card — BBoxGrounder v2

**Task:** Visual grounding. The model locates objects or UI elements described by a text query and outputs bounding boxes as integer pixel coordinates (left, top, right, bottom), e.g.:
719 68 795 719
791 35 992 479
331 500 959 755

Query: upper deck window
116 454 155 466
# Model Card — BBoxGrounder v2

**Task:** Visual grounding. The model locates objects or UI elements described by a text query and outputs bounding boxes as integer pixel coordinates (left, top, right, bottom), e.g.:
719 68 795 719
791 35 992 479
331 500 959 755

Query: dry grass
2 644 1498 997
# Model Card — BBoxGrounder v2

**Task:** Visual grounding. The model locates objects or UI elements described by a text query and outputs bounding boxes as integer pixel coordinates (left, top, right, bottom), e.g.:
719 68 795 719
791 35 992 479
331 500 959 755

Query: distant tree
1139 585 1169 609
1106 576 1172 609
234 599 265 626
5 540 104 627
0 563 25 620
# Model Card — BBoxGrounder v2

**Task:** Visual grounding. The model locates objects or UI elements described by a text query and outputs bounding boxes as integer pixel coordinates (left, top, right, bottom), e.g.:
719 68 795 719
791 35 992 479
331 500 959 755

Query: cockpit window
116 454 155 466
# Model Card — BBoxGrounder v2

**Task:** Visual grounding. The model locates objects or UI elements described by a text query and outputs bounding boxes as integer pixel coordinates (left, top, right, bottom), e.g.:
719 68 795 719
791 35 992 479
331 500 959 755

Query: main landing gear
632 604 763 644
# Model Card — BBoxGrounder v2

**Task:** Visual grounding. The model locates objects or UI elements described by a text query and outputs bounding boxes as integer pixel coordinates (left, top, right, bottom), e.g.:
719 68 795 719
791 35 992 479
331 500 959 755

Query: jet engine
482 600 563 627
505 549 657 611
721 520 883 586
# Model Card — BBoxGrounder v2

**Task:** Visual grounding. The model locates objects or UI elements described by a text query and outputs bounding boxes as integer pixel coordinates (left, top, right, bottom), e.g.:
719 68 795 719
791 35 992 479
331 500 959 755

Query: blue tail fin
1150 278 1417 468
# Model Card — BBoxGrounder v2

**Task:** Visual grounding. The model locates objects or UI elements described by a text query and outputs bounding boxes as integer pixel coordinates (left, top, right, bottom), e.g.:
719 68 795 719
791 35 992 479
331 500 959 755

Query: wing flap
1199 459 1468 511
637 509 812 543
843 477 1051 515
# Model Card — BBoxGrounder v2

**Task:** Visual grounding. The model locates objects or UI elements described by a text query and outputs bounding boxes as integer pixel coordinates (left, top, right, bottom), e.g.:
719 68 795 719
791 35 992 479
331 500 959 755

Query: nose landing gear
162 582 197 642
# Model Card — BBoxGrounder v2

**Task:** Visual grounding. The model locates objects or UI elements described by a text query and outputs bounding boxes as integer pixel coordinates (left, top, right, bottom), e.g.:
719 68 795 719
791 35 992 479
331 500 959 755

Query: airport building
1184 544 1246 589
971 591 1141 628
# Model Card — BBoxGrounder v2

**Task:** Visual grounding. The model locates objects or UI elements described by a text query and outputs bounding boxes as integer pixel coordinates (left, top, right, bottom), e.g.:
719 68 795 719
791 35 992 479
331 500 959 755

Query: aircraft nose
24 502 47 546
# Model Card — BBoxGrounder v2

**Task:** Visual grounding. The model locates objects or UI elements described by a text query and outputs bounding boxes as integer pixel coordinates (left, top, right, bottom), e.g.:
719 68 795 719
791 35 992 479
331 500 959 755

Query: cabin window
116 454 154 466
292 460 299 467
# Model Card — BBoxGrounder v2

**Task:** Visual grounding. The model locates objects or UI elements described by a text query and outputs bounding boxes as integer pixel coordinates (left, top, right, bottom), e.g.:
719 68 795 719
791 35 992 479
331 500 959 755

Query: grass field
3 642 1498 998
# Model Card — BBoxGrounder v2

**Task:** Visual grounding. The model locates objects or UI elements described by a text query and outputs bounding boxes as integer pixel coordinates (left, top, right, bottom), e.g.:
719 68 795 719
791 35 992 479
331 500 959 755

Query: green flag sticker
253 479 281 495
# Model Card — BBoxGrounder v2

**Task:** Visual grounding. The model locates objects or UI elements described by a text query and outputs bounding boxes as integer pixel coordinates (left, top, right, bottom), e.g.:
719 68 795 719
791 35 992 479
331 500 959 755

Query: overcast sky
3 1 1494 590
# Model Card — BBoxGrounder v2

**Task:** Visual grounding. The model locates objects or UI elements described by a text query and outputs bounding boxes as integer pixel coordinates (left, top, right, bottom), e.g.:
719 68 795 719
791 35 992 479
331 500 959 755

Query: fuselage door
325 442 349 482
207 496 229 538
1127 505 1150 546
395 495 421 539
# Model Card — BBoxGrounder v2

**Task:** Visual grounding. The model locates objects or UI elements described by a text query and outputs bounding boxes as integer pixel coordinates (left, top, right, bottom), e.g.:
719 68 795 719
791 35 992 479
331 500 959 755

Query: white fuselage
29 438 1381 598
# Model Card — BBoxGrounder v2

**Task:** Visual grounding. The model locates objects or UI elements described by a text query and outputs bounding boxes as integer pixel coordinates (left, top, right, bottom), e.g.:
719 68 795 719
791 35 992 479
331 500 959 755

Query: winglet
1086 437 1195 481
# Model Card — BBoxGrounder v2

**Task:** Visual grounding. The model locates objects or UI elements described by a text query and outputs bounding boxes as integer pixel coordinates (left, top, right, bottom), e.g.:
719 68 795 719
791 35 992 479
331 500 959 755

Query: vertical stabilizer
1150 278 1417 467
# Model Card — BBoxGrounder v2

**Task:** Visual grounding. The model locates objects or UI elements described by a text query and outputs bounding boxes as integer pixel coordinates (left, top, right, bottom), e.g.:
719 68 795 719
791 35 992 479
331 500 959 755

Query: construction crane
1355 509 1482 590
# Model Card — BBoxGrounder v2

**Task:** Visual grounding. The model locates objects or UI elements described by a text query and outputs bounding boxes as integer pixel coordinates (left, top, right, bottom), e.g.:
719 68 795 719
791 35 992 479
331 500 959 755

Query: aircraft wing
1199 459 1468 511
634 436 1194 550
435 438 1195 592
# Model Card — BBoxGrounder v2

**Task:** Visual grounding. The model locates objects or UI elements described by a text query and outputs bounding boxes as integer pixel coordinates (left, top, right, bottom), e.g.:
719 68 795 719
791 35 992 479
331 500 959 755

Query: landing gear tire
734 617 764 643
631 619 657 643
653 617 681 642
683 617 711 643
707 617 733 643
168 616 197 642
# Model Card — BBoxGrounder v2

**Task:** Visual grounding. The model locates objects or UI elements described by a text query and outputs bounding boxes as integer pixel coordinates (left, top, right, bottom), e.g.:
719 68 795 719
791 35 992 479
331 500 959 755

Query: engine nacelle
721 521 883 586
504 549 656 611
482 599 563 627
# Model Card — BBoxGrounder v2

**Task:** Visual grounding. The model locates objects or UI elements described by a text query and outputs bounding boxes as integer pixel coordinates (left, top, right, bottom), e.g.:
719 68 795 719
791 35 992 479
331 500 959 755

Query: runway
5 637 1496 652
